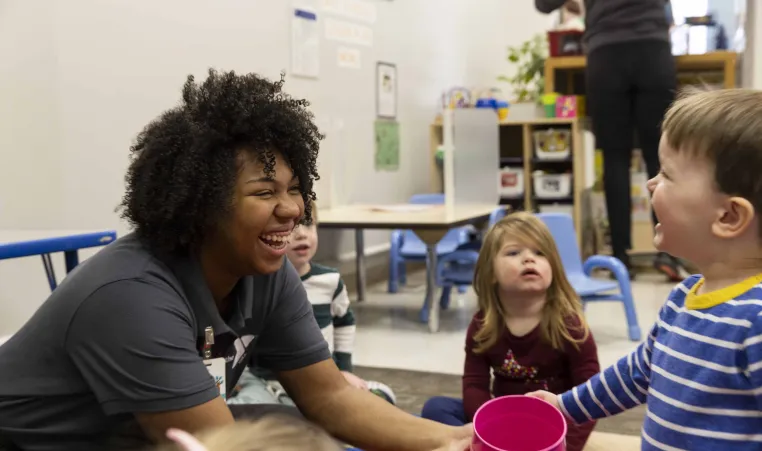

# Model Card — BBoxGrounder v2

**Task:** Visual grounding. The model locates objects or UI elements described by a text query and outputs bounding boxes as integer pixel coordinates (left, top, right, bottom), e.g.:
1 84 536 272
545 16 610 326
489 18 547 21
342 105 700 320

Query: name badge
204 357 227 400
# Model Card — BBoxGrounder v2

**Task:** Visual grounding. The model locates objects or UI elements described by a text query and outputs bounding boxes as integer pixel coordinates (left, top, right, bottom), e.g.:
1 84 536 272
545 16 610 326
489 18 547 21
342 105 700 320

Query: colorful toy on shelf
542 93 559 118
474 88 510 120
556 95 577 118
555 95 585 118
442 87 472 109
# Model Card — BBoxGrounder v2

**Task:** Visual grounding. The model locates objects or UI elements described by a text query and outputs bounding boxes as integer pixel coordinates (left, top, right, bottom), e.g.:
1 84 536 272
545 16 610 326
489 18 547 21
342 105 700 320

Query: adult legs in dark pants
586 39 680 279
421 397 466 426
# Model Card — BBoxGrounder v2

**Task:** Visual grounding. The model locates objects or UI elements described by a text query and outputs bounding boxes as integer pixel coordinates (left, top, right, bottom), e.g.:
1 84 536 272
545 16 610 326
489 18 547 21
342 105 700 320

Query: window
669 0 710 54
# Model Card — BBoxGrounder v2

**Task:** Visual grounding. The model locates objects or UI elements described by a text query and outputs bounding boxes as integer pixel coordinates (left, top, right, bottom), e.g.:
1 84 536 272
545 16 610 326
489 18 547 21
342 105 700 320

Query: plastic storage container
533 172 572 199
534 129 571 161
547 30 584 57
498 167 524 198
472 395 567 451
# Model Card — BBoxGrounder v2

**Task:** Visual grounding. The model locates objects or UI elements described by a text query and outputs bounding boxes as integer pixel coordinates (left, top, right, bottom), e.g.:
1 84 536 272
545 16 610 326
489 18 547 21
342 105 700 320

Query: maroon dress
463 313 599 451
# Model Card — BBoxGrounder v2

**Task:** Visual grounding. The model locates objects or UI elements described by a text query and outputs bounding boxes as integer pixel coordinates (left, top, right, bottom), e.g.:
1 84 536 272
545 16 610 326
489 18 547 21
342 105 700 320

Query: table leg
412 229 448 333
354 229 366 302
425 244 440 333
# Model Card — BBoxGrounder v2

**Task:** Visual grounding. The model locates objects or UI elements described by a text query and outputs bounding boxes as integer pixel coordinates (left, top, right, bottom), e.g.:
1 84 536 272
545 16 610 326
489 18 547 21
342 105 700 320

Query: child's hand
341 371 369 390
526 390 561 410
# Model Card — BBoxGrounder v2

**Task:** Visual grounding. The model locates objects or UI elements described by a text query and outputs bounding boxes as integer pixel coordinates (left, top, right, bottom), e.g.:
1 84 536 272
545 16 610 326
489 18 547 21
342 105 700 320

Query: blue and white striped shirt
560 274 762 450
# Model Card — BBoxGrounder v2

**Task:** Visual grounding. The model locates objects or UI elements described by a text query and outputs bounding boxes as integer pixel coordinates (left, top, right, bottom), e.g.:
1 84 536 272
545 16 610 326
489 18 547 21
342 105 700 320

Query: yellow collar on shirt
686 273 762 310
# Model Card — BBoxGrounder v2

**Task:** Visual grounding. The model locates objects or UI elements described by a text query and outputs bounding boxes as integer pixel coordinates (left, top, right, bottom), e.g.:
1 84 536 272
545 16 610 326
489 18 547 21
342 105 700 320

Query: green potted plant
498 34 547 119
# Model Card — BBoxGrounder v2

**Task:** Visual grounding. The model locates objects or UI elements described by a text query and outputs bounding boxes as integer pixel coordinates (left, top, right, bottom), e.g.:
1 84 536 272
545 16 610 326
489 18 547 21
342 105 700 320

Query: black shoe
612 253 636 281
654 252 682 282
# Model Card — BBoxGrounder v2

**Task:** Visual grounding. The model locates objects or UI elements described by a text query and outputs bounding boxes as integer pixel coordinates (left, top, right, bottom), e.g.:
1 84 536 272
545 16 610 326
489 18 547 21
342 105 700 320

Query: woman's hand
432 425 473 451
432 437 471 451
525 390 561 410
341 371 369 390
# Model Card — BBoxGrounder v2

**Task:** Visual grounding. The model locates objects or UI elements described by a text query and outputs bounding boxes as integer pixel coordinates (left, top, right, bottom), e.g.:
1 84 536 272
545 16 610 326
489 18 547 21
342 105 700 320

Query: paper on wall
337 47 362 69
325 18 373 46
320 0 377 23
291 7 320 78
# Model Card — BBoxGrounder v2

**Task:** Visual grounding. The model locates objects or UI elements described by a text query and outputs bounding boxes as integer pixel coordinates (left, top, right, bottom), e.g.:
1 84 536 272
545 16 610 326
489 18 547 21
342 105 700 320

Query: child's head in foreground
471 211 588 354
286 200 318 274
157 416 342 451
650 88 762 271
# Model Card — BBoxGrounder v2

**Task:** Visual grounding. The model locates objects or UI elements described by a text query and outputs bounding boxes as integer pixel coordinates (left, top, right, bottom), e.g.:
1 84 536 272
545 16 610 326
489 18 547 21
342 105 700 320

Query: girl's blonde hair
156 416 342 451
472 212 589 354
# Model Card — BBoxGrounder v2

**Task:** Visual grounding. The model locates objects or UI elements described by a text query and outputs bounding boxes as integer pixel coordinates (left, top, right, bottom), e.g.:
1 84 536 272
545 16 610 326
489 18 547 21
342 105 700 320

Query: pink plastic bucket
471 395 567 451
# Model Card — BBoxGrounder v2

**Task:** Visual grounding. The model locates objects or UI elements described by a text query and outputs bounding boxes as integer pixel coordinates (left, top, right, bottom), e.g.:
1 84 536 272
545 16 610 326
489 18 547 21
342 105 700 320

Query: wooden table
318 204 500 332
584 431 640 451
545 51 738 93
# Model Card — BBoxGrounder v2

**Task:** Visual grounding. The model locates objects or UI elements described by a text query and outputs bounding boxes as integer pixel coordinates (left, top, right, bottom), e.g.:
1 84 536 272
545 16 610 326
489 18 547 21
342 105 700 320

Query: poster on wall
291 6 320 78
374 120 399 171
376 62 397 119
325 18 374 46
320 0 377 24
337 46 362 69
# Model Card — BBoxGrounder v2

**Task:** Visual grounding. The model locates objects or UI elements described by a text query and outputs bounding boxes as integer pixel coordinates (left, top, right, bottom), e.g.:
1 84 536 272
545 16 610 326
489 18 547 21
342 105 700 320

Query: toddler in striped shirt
529 88 762 450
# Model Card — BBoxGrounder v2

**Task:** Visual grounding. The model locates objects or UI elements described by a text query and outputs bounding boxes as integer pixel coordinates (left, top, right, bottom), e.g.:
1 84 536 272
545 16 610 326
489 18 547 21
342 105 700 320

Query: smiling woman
0 69 471 451
121 69 322 260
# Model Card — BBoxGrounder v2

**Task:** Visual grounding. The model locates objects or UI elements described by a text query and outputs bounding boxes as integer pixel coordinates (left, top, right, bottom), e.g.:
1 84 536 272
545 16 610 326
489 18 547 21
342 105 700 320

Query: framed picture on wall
376 62 397 119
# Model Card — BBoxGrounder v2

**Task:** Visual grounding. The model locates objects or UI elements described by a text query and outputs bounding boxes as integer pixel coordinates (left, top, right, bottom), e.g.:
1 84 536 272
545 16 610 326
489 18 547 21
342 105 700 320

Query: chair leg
419 304 429 324
440 285 452 310
399 262 407 286
611 265 642 341
388 257 399 293
457 285 467 294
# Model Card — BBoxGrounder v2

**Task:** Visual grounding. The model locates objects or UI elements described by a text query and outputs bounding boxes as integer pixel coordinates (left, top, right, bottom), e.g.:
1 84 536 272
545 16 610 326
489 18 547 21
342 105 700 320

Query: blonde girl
421 212 599 451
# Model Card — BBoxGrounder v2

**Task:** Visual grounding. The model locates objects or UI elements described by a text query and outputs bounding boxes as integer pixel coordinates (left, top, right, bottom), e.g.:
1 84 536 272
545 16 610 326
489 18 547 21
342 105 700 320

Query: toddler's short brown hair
662 88 762 225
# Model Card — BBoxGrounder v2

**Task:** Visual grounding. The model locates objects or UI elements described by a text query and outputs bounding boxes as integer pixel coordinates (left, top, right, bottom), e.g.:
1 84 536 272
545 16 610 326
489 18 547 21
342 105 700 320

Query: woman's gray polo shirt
0 233 331 450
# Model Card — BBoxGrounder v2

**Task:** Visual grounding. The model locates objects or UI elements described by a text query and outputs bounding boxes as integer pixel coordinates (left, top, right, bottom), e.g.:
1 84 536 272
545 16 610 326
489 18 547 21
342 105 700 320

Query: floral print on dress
494 349 549 391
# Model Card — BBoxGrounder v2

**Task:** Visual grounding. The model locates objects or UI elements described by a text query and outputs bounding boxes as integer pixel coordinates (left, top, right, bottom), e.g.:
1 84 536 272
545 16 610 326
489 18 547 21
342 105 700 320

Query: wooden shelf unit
429 116 585 244
544 51 738 94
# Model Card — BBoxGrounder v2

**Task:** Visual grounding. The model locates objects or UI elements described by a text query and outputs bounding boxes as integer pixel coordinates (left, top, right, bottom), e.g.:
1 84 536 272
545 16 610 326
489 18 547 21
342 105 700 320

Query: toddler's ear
166 428 208 451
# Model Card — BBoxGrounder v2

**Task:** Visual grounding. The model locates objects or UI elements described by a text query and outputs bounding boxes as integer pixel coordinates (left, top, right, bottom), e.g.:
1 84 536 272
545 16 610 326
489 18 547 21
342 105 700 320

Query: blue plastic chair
537 213 641 341
387 194 471 293
431 212 641 341
418 207 508 323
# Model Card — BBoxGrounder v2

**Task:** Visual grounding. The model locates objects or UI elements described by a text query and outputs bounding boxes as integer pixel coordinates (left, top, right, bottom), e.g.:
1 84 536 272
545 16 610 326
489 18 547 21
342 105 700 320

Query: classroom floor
352 270 674 374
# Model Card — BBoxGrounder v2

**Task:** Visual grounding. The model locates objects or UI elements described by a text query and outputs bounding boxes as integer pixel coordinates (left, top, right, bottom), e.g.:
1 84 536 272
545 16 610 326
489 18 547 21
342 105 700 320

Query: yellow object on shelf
497 106 509 121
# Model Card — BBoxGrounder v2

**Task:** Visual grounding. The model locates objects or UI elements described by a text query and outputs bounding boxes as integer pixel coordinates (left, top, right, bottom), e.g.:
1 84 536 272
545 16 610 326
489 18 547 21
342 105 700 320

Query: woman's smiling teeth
259 233 291 249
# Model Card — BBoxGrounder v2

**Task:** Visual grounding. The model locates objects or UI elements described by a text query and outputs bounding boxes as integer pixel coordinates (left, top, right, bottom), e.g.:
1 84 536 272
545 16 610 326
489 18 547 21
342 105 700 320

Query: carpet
354 366 646 436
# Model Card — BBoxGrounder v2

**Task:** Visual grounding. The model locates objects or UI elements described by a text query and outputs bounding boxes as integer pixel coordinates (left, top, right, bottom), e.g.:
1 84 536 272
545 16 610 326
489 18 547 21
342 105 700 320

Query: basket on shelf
533 171 572 199
498 166 524 198
534 129 571 161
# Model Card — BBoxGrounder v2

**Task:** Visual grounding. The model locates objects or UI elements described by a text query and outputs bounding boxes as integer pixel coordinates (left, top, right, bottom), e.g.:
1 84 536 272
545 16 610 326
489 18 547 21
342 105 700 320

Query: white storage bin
534 128 571 161
498 166 524 198
533 171 572 199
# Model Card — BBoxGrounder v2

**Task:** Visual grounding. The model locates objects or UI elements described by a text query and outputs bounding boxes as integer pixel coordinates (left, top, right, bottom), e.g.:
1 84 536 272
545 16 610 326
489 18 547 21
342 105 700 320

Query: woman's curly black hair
120 69 323 256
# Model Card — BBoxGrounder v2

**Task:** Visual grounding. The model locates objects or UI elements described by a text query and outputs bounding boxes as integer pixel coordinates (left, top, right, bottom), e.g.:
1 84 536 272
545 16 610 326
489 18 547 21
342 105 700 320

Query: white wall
749 0 762 89
0 0 552 334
